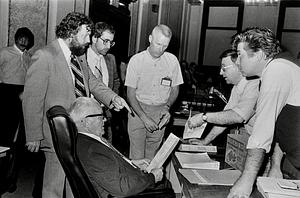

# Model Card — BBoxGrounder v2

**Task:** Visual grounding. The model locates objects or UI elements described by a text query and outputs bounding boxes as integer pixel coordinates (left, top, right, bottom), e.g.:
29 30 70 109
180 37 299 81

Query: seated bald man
69 97 166 198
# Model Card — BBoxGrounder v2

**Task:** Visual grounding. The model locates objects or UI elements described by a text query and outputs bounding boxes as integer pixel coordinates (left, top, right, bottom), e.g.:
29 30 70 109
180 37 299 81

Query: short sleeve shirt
247 58 300 152
224 77 259 134
125 49 183 105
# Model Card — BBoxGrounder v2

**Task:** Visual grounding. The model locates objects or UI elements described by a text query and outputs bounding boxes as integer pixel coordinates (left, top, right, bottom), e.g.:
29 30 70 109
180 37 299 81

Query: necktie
70 54 87 97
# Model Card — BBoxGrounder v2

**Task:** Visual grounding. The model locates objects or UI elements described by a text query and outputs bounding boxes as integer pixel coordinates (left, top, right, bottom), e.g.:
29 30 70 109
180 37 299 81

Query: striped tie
70 54 87 97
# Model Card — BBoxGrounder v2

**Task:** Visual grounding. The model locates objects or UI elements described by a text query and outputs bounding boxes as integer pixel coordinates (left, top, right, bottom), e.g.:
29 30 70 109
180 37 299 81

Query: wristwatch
202 113 208 122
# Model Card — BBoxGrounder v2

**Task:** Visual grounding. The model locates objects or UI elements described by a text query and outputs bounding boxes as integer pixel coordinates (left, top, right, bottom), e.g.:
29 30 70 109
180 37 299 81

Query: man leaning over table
188 49 259 145
125 24 183 160
227 27 300 198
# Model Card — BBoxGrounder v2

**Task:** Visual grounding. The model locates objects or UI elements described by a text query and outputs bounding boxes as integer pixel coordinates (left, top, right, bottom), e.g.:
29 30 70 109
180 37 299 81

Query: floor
1 113 129 198
2 151 43 198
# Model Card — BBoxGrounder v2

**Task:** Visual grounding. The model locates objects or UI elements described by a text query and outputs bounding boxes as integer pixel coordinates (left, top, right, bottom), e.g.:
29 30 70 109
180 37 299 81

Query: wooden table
168 151 264 198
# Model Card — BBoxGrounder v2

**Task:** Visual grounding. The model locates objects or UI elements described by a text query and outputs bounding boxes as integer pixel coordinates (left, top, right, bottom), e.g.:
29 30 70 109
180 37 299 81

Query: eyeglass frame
98 37 115 47
220 64 235 72
85 113 103 118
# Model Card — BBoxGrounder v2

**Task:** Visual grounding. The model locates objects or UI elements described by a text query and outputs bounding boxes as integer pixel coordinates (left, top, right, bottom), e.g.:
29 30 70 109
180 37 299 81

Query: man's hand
131 158 150 171
26 141 41 152
150 168 163 183
188 113 205 129
142 116 159 132
112 95 132 113
227 176 252 198
158 110 171 130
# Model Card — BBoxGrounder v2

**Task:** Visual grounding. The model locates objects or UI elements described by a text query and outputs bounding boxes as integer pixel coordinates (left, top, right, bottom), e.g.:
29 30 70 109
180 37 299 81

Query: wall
0 0 89 53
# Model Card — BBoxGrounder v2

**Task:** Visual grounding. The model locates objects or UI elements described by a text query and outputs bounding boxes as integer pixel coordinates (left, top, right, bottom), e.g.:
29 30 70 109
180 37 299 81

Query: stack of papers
179 169 241 186
175 152 220 170
257 177 300 198
178 143 217 153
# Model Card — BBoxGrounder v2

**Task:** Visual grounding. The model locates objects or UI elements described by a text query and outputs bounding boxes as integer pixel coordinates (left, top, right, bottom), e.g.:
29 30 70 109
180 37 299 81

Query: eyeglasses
85 113 103 118
98 37 115 47
220 64 234 72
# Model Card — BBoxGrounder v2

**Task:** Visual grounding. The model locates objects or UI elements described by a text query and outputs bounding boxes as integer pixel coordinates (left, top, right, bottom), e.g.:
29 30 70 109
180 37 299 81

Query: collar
146 47 161 61
235 77 248 92
57 38 72 65
78 132 108 146
87 47 100 62
13 44 23 55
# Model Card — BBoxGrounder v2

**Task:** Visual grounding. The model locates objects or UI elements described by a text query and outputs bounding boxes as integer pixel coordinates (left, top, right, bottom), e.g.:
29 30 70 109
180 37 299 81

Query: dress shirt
247 58 300 152
125 49 183 105
87 47 109 86
57 38 74 82
0 45 30 85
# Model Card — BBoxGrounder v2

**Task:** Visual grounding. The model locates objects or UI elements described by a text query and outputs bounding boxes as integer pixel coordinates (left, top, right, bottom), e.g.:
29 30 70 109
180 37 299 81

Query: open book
146 133 180 173
257 177 300 198
175 152 220 170
179 169 241 186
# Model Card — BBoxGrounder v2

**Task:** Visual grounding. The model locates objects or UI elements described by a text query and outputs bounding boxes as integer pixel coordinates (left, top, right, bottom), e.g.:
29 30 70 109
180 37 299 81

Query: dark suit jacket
104 53 120 95
77 133 155 198
22 40 117 152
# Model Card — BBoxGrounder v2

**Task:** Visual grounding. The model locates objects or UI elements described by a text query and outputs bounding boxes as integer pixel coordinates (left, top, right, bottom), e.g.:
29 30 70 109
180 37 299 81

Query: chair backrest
46 105 99 198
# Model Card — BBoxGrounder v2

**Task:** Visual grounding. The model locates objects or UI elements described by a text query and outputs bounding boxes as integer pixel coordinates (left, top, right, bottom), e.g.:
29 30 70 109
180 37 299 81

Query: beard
69 38 89 56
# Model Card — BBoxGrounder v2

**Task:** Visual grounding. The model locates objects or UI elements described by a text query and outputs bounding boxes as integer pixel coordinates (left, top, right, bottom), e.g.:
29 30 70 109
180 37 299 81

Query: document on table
146 133 180 173
179 169 241 186
175 152 220 170
0 146 9 153
257 177 300 198
178 143 217 153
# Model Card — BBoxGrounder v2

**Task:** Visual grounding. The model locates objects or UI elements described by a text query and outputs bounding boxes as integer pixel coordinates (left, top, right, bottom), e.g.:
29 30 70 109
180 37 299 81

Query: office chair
47 105 175 198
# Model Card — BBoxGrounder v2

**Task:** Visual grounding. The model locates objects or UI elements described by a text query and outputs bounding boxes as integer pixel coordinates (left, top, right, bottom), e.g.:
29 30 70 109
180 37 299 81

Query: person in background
0 27 34 192
22 12 130 198
87 22 120 143
72 97 167 197
125 24 183 160
188 49 259 145
227 27 300 198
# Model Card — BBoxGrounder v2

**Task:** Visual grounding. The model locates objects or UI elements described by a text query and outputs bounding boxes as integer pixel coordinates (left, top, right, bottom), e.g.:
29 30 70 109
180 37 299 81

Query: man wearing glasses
188 49 259 146
72 97 167 198
87 22 120 143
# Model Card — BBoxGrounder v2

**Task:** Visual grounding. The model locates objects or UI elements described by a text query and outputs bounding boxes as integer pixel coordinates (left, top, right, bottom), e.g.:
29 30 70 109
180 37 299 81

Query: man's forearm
203 126 226 144
206 109 244 125
166 86 179 108
240 148 265 185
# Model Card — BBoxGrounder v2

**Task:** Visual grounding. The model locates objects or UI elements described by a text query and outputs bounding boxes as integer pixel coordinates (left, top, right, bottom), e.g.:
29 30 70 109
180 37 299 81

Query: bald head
69 97 104 136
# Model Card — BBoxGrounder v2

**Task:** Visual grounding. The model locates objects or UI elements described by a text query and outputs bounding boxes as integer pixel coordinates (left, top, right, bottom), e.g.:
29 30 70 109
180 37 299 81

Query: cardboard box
225 133 249 171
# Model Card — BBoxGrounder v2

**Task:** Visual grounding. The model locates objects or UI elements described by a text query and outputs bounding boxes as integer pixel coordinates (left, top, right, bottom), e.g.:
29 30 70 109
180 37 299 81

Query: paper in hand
183 121 207 139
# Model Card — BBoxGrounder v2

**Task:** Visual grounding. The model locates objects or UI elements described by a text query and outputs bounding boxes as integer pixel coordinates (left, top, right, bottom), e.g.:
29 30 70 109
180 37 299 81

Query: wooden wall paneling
160 0 184 57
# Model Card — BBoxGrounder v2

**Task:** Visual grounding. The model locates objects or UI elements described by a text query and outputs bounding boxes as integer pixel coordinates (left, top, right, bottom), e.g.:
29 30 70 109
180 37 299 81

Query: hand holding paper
188 113 206 129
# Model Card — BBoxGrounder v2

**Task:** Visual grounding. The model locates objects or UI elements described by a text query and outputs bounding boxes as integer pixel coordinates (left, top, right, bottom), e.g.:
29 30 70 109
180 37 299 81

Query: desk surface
171 152 264 198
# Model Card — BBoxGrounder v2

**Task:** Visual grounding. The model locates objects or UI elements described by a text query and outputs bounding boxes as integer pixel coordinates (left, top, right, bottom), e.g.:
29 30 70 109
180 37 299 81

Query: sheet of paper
175 152 220 170
257 177 300 197
0 146 9 153
183 121 207 139
178 143 217 153
146 133 180 173
179 169 241 186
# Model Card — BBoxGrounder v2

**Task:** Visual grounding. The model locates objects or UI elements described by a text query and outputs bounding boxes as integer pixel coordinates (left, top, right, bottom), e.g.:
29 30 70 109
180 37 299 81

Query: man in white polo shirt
125 24 183 160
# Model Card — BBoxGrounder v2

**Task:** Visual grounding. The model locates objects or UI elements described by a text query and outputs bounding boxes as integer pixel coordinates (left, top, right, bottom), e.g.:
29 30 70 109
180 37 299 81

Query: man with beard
87 22 120 143
22 12 130 198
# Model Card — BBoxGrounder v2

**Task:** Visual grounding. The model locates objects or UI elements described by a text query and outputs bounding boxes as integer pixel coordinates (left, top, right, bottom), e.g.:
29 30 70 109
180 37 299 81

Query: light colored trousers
128 103 166 160
42 152 74 198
